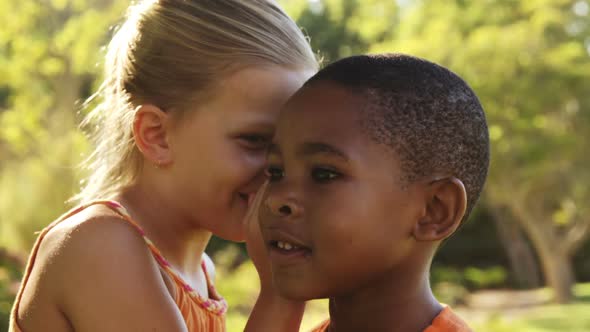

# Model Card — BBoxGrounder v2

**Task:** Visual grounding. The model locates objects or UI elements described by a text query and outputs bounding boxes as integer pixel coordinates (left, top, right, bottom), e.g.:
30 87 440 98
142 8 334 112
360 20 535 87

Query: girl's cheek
238 149 267 172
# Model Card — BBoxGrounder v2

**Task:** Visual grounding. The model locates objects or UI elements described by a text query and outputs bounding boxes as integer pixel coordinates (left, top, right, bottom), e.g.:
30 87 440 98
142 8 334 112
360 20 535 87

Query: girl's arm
244 181 306 332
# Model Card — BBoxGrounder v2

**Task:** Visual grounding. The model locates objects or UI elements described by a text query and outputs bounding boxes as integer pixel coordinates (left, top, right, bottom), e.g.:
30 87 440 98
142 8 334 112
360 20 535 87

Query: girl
10 0 317 331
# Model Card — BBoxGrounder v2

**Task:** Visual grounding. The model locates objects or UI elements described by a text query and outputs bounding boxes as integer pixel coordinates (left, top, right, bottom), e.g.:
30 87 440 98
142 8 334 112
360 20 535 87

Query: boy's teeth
277 241 298 250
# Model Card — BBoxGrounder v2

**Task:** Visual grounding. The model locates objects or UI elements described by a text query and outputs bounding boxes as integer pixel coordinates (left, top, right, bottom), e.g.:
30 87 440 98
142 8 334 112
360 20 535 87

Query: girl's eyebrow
235 120 276 134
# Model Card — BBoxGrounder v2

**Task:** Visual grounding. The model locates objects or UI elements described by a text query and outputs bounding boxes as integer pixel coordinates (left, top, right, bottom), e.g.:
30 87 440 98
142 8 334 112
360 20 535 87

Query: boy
258 54 488 331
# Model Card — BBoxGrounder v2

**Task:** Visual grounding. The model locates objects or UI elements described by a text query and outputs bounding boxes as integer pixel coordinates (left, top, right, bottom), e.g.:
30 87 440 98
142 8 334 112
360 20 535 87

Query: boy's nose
265 196 303 219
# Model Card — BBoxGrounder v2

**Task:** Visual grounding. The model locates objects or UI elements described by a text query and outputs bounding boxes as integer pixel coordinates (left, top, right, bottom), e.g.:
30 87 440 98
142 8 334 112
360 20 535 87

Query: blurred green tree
370 0 590 303
0 0 127 252
280 0 399 62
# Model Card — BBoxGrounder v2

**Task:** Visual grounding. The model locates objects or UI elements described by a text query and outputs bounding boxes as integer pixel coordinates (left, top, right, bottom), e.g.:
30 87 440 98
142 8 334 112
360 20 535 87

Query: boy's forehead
278 82 363 131
271 80 404 179
274 82 373 153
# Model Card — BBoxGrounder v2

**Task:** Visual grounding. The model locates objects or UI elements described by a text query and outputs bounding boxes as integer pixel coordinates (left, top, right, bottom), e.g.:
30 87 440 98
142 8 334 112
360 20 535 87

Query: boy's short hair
305 53 489 220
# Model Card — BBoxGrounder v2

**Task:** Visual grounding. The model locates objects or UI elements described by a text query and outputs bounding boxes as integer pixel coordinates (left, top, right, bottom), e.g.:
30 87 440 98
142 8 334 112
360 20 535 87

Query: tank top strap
11 199 227 324
70 201 168 272
10 200 148 332
201 258 223 303
88 201 186 279
97 201 228 315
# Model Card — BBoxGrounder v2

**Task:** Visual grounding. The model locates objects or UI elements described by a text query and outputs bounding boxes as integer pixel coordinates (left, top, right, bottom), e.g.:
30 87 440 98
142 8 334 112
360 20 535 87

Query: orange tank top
310 307 472 332
9 200 227 332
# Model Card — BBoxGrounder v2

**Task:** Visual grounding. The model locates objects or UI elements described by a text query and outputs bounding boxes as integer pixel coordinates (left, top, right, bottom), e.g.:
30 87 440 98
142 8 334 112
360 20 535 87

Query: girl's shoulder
40 204 149 278
17 204 187 331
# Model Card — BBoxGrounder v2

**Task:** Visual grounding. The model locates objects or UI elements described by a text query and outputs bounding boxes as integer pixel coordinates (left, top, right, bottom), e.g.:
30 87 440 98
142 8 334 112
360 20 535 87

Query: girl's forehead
220 66 311 103
178 67 305 124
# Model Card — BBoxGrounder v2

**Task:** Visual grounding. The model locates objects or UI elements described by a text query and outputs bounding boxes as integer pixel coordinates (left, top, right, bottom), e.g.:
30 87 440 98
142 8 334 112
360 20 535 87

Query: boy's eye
238 135 270 150
311 167 341 183
265 166 284 182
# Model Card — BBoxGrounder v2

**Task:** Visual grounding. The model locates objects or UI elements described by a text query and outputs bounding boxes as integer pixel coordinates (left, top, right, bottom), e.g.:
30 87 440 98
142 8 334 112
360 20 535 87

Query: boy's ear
133 104 173 167
412 177 467 242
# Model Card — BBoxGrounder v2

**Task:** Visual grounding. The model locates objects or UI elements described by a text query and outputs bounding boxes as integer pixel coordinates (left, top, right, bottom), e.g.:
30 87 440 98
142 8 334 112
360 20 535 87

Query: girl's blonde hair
75 0 318 203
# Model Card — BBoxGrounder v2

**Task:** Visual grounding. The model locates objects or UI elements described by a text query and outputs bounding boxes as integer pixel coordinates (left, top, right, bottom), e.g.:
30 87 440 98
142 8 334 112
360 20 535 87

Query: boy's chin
274 279 324 302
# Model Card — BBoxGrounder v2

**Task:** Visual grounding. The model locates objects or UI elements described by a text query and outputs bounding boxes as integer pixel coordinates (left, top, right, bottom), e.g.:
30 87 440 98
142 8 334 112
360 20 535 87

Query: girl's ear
412 177 467 242
132 104 173 167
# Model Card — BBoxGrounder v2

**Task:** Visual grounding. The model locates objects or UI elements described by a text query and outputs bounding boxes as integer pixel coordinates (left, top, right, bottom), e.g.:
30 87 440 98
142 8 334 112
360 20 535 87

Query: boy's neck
327 257 442 332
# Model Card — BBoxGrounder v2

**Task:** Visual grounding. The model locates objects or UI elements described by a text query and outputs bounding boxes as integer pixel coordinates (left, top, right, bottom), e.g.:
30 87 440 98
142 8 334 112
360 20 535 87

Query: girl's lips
238 192 250 204
247 193 256 207
238 192 257 208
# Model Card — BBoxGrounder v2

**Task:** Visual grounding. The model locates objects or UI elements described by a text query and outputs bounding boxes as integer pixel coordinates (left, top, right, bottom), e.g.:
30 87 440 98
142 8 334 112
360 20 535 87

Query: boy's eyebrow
267 142 350 162
298 142 350 162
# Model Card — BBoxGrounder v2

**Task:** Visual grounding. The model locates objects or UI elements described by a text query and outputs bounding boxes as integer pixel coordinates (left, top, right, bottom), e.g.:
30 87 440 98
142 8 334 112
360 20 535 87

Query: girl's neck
114 182 212 280
328 260 442 332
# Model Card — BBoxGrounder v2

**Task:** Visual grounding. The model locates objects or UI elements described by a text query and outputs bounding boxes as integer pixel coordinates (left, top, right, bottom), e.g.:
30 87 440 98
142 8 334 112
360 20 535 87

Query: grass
468 283 590 332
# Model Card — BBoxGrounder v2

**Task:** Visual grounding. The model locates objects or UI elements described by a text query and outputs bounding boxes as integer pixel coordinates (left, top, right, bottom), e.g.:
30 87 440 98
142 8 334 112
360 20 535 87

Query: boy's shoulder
309 307 472 332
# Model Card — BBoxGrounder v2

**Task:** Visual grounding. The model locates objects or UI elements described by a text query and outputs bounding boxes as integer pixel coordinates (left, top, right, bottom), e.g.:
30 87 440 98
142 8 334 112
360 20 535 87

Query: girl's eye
239 135 270 150
311 167 341 183
265 166 284 182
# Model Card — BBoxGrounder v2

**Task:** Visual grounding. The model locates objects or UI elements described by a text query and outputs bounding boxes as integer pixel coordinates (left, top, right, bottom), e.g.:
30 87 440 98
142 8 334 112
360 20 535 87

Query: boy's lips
265 228 312 265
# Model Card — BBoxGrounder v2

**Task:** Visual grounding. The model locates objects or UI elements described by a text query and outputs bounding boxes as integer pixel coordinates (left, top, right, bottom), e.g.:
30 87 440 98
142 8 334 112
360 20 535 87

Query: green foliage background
1 0 589 330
